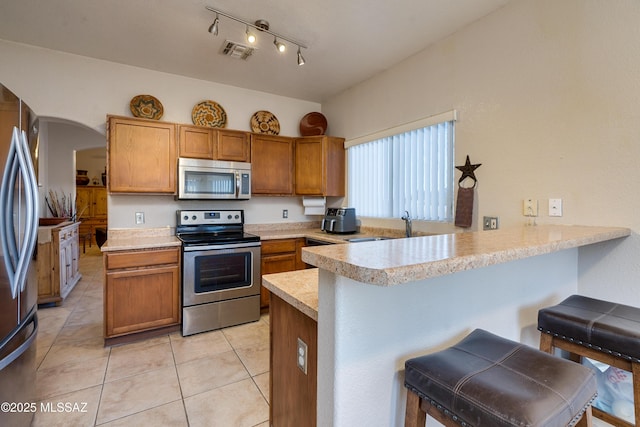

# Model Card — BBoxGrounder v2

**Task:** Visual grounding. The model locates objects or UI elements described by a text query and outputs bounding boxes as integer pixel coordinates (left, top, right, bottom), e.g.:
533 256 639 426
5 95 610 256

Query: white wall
322 0 640 305
0 39 325 227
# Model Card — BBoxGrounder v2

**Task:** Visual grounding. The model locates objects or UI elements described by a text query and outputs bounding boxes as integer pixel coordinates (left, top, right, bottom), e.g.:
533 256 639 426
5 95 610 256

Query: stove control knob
192 215 197 220
227 214 232 219
235 214 239 219
183 215 189 221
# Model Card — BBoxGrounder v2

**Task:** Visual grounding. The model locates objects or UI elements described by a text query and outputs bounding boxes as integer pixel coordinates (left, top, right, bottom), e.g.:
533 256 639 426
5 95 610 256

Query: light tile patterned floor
33 245 270 426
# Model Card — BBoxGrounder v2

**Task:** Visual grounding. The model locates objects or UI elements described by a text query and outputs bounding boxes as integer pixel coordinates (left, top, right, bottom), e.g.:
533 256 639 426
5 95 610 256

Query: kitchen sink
346 237 390 243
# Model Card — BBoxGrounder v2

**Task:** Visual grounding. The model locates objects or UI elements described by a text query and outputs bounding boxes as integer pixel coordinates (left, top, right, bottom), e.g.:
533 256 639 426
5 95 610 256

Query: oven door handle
182 241 261 251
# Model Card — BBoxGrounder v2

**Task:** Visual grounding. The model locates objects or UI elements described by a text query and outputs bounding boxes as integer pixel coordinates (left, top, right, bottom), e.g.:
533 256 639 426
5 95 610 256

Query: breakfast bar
264 224 630 426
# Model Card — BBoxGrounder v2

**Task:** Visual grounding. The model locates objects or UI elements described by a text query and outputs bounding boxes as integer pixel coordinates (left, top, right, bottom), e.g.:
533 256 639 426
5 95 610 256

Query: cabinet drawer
261 239 297 254
106 248 180 270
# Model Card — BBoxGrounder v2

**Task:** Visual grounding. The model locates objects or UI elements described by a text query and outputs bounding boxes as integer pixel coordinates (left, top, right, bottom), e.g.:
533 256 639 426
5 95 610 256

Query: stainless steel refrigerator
0 84 39 427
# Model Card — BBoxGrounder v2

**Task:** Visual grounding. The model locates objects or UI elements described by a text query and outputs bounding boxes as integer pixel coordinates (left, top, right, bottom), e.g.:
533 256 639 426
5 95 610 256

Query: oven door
182 243 260 306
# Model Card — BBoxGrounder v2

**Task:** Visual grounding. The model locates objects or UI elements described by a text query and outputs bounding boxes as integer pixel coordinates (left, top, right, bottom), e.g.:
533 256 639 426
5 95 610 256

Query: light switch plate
549 198 563 217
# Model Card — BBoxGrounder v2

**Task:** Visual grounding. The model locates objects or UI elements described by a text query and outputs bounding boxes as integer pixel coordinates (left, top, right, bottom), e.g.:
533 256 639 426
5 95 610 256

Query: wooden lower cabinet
270 294 317 426
260 238 306 308
104 247 181 344
37 222 82 305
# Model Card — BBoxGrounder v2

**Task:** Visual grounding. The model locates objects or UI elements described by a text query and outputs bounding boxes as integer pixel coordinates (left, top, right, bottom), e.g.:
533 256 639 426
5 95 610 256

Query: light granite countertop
100 227 181 252
99 221 423 251
301 224 630 286
262 268 319 321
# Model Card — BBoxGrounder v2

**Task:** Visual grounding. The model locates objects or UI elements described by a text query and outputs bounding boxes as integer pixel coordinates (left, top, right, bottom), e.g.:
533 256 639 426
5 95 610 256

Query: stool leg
574 406 593 427
633 361 640 427
539 332 553 353
405 389 426 427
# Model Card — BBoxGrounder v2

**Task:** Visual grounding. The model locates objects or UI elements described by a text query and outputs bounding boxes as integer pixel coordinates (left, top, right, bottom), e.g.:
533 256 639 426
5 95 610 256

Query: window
347 111 455 221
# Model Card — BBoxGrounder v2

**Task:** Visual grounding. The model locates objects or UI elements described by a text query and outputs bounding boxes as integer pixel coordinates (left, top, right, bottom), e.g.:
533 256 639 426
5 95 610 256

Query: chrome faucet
401 210 412 237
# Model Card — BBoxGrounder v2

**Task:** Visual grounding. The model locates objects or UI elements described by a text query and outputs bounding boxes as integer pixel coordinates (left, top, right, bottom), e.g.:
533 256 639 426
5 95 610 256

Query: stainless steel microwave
178 158 251 200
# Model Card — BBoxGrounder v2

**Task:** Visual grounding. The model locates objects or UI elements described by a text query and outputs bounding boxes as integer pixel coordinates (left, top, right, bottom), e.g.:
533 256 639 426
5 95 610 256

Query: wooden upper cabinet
217 129 250 162
179 125 215 159
107 115 177 194
295 136 346 196
178 125 250 162
251 134 294 195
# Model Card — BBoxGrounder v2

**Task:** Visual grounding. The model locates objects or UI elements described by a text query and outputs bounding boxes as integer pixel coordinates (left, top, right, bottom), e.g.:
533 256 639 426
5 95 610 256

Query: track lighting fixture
208 13 219 35
273 37 286 53
205 6 307 65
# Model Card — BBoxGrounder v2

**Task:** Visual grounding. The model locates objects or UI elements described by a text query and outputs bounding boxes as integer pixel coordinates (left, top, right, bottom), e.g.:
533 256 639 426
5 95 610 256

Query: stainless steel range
176 209 261 336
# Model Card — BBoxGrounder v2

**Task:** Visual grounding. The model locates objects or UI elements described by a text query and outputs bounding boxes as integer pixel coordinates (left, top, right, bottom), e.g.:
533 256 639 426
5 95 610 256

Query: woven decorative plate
192 100 227 128
129 95 164 120
250 110 280 135
299 112 328 136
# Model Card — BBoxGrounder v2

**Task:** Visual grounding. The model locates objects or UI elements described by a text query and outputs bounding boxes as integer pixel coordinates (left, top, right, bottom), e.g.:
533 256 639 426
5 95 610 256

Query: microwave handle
235 171 240 198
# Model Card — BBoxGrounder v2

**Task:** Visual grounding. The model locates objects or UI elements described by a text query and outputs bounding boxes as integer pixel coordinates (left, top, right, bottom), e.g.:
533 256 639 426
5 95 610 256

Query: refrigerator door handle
0 307 38 371
17 130 38 293
0 127 39 299
0 128 20 298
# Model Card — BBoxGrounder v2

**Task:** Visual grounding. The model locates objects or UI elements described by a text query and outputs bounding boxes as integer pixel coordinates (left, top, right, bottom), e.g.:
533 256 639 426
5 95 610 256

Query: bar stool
404 329 596 427
80 231 92 253
538 295 640 427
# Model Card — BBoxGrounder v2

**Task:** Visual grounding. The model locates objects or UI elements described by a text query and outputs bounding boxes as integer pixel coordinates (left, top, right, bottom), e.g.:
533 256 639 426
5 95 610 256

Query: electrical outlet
483 216 499 230
135 212 145 224
282 209 288 219
297 338 308 374
523 199 538 217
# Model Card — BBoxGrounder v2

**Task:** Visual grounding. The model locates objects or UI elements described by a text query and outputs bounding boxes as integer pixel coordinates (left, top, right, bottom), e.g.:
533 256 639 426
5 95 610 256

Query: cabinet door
93 187 108 218
178 125 215 159
58 242 69 295
217 130 250 162
75 187 92 219
295 137 324 195
295 136 345 196
108 116 177 193
261 253 297 308
251 135 294 195
105 264 180 337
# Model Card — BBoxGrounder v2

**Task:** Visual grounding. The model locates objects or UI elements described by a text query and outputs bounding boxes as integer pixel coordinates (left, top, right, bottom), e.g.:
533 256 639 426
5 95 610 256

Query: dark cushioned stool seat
538 295 640 427
404 329 597 427
538 294 640 362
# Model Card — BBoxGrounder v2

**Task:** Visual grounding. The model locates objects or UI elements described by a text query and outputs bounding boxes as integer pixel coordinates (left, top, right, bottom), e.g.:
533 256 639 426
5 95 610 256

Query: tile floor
34 244 270 426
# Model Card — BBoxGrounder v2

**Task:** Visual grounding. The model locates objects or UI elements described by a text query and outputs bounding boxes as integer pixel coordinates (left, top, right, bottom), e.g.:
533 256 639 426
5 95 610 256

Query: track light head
273 37 286 53
297 46 305 66
208 15 219 35
246 26 256 44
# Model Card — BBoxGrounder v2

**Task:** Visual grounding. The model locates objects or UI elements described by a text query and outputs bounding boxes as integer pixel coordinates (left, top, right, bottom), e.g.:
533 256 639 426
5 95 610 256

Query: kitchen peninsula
263 224 630 426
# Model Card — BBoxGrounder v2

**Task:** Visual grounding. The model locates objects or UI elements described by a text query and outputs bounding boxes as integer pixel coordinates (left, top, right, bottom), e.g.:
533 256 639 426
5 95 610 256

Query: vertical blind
347 116 455 221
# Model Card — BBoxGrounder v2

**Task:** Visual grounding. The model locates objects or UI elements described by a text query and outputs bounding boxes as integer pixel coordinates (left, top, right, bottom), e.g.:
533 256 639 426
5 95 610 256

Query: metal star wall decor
455 155 481 186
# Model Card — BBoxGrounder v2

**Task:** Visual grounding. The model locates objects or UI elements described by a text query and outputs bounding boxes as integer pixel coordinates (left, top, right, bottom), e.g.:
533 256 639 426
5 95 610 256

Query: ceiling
0 0 511 103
